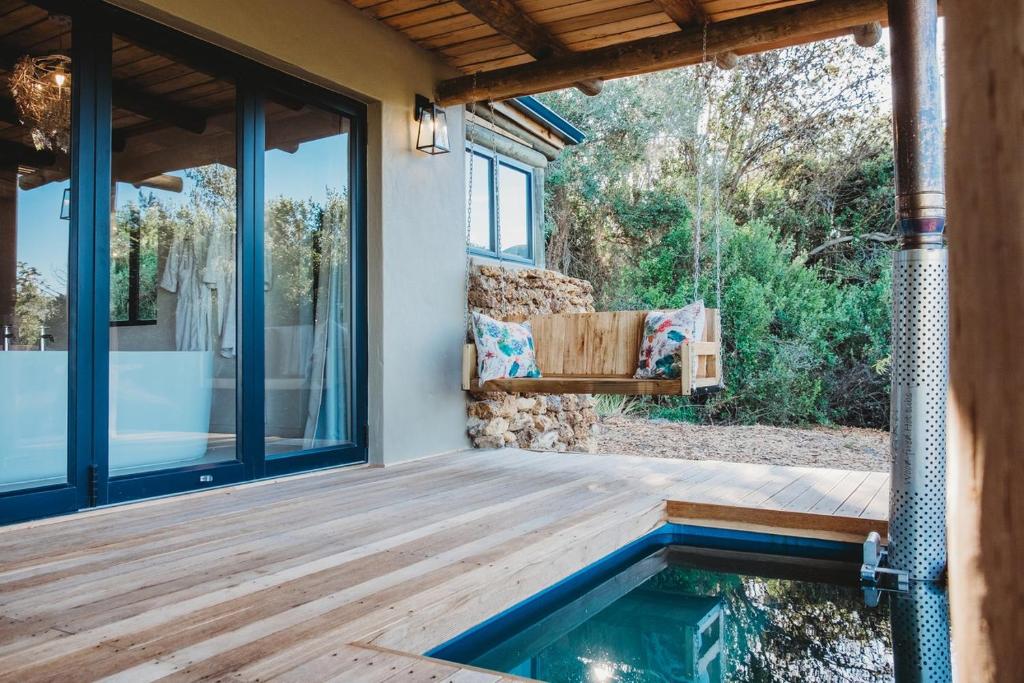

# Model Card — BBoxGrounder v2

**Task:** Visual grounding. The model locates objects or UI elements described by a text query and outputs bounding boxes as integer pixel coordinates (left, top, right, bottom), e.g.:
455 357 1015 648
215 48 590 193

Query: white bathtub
109 351 215 474
0 351 215 490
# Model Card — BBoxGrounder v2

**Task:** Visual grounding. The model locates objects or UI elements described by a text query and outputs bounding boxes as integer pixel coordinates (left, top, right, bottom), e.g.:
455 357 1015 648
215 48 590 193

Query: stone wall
466 264 598 452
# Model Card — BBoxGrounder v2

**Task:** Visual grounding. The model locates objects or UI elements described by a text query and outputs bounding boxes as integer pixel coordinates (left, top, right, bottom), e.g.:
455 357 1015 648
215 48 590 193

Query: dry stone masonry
467 264 598 452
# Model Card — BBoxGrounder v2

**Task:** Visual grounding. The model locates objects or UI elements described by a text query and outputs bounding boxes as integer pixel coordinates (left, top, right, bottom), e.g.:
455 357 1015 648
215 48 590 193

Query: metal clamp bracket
860 531 910 607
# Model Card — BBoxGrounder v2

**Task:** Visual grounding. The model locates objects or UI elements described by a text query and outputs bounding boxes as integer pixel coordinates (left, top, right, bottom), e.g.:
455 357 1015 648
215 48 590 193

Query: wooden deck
0 449 888 682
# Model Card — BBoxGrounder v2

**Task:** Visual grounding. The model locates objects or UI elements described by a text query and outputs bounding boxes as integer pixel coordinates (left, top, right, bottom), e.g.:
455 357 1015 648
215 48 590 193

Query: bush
608 219 891 428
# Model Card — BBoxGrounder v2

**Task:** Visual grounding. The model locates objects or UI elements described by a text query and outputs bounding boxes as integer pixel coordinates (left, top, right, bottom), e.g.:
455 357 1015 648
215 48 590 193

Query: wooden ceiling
342 0 889 104
1 0 348 193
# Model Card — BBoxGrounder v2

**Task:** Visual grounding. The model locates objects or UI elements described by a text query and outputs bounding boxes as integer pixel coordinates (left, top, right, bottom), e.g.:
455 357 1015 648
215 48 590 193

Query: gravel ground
595 416 890 471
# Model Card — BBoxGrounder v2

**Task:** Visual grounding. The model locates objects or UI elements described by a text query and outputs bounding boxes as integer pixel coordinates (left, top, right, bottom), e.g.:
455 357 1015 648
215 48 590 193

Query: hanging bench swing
462 55 725 397
462 307 722 395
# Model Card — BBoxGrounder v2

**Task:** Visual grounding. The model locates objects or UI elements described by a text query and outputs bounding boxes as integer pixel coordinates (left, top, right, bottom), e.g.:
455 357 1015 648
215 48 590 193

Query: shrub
608 218 891 427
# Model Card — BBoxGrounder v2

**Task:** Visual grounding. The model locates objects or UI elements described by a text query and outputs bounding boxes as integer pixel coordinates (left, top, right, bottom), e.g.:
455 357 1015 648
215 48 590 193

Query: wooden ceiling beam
111 87 208 135
437 0 887 106
0 98 20 125
0 139 56 168
652 0 707 28
452 0 603 97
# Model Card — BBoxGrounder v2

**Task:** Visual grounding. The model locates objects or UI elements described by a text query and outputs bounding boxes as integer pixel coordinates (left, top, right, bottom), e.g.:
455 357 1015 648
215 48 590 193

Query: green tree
15 262 64 346
538 37 895 428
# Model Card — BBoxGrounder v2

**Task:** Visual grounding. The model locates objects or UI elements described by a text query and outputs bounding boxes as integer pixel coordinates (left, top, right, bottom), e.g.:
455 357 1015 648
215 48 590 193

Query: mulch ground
595 416 890 472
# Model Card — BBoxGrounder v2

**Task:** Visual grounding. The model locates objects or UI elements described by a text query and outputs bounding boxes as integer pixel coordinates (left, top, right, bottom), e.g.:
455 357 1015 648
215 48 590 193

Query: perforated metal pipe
887 0 947 580
888 248 947 582
891 581 952 680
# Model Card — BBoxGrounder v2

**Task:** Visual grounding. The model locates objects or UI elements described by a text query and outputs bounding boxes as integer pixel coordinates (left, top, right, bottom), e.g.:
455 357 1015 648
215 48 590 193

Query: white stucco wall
107 0 470 464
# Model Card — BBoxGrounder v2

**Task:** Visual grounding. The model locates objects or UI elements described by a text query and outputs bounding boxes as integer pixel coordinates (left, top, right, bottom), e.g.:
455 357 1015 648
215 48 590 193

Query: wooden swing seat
463 308 722 395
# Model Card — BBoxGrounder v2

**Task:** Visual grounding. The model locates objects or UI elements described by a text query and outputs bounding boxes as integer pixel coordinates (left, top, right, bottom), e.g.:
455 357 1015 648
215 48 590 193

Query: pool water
464 546 890 682
429 526 912 683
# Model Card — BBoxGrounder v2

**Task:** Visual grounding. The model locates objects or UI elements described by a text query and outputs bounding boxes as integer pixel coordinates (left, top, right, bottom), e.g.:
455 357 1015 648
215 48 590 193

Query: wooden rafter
0 139 56 168
453 0 603 96
652 0 707 28
111 87 209 134
0 98 19 125
437 0 887 105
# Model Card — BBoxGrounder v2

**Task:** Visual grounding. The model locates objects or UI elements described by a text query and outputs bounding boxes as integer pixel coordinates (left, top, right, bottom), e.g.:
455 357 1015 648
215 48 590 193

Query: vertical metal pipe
886 1 950 680
891 582 951 681
884 3 946 679
889 0 945 248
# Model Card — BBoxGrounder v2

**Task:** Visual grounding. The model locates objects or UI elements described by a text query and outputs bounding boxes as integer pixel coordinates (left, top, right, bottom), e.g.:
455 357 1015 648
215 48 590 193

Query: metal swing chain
464 74 480 341
713 138 722 311
692 20 712 302
488 100 503 259
463 91 506 340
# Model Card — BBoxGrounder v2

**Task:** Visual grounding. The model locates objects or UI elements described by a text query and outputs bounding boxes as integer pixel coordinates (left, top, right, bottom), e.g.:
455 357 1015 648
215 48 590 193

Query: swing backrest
519 308 721 379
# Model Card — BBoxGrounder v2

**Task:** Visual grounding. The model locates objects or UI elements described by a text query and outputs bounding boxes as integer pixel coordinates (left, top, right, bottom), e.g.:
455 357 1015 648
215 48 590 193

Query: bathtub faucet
39 325 54 351
2 324 13 352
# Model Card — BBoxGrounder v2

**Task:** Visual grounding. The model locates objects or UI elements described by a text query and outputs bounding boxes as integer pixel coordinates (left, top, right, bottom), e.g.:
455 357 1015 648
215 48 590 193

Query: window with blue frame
0 0 368 525
466 148 533 263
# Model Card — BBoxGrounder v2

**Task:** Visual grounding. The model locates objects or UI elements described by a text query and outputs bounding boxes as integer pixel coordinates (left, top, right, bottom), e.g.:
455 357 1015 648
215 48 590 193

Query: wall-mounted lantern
414 94 449 155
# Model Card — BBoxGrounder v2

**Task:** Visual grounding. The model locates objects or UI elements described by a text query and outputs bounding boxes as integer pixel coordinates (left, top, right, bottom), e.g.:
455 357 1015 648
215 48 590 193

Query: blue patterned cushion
472 312 542 384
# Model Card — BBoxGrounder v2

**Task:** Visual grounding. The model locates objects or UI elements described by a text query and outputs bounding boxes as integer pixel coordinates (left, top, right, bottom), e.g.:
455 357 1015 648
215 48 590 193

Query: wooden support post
946 0 1024 679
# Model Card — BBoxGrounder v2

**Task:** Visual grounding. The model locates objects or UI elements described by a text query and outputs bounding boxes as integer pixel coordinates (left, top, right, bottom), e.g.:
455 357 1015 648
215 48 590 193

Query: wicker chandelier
9 54 71 154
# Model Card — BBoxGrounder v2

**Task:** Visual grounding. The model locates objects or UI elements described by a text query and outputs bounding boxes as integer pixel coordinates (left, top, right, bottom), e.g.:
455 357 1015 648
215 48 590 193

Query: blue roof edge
511 95 586 145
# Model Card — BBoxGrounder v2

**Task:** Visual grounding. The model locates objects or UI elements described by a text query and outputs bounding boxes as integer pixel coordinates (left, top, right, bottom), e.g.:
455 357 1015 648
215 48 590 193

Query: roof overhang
343 0 890 106
509 96 586 145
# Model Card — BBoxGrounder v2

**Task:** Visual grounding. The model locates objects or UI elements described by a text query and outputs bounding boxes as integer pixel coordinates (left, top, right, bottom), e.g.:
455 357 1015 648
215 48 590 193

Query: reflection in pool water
458 546 897 682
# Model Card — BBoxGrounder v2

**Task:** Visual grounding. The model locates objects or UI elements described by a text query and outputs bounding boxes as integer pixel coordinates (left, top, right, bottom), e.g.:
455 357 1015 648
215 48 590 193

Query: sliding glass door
0 0 366 524
105 34 244 499
263 101 355 464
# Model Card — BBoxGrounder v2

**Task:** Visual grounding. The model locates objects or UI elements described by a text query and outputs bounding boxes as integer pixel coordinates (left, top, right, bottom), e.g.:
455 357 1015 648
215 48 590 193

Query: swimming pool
429 524 949 682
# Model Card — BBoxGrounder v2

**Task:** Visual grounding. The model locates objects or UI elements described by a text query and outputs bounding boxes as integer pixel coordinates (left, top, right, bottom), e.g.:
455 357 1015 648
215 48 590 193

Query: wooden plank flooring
0 449 888 682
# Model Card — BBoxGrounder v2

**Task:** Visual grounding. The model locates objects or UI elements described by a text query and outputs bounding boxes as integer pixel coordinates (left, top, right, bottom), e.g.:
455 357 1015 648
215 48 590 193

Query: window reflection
467 152 492 251
464 150 533 262
108 35 238 475
499 164 530 260
0 2 71 493
264 101 352 456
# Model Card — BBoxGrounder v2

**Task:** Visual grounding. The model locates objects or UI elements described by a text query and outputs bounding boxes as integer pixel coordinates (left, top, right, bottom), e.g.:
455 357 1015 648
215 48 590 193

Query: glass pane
0 4 72 493
467 152 491 251
498 164 530 260
109 36 238 476
264 101 352 457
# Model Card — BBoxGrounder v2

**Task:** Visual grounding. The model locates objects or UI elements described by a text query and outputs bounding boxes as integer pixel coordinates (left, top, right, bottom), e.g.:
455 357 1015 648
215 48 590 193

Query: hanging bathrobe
159 235 212 352
203 222 236 358
204 222 274 359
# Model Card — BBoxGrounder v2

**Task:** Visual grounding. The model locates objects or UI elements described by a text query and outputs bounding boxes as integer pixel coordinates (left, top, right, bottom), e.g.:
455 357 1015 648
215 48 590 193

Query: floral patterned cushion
634 301 706 379
472 312 542 384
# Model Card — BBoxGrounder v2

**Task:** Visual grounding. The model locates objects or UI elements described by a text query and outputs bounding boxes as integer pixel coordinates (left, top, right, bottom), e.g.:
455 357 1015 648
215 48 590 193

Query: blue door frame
0 0 368 525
